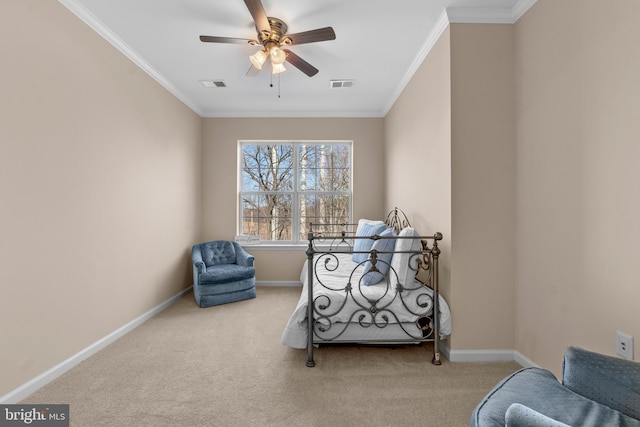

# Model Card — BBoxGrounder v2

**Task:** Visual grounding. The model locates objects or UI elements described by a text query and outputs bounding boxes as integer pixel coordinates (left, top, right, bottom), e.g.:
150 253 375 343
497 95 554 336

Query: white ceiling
60 0 536 117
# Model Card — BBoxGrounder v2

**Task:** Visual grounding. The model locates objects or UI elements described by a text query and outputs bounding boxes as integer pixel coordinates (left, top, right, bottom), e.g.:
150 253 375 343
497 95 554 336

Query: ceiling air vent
200 80 226 88
330 80 355 89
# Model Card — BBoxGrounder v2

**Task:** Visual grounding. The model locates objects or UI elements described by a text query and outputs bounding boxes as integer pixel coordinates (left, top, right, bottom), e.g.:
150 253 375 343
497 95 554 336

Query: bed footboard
304 214 444 367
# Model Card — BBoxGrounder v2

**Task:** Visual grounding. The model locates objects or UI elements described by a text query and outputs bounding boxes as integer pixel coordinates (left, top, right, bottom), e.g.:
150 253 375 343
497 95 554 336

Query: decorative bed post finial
431 232 442 258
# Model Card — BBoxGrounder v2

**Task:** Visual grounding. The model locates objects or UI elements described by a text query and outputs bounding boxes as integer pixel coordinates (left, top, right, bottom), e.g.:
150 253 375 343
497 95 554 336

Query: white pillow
389 227 421 286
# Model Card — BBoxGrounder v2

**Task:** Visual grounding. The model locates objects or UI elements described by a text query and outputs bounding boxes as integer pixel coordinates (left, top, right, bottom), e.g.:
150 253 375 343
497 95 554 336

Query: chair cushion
200 241 236 266
472 367 640 427
563 346 640 421
199 264 255 285
505 404 571 427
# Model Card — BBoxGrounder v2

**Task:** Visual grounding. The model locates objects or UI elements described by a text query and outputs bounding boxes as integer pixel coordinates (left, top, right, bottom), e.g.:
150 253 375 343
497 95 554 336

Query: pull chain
269 71 282 99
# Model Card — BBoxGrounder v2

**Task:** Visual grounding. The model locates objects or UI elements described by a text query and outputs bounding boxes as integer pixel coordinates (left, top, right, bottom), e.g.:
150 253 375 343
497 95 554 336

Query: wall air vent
200 80 226 88
330 80 355 89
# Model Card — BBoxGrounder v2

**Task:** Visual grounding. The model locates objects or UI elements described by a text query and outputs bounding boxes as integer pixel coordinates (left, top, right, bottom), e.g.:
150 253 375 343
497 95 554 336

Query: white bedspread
281 253 452 349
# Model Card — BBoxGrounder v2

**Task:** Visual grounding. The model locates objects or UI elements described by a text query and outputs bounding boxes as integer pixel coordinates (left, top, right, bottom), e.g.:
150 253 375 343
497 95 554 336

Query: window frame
238 140 353 246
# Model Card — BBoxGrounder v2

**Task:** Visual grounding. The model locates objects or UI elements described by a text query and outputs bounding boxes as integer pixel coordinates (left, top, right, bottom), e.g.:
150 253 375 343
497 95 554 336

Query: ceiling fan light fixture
200 0 336 79
249 50 267 69
272 63 286 74
269 47 287 65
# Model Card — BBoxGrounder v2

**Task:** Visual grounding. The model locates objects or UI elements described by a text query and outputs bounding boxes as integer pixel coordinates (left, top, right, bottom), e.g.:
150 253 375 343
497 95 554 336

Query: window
239 141 352 243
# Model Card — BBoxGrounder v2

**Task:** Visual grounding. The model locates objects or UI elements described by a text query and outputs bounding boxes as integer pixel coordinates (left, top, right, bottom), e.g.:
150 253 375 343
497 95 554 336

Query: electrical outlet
616 331 634 360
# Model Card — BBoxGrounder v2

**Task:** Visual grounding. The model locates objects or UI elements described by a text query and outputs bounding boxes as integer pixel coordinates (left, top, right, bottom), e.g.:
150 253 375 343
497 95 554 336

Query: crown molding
383 9 450 116
446 7 515 24
511 0 539 22
382 0 537 116
57 0 205 117
447 0 537 24
201 109 386 118
59 0 537 119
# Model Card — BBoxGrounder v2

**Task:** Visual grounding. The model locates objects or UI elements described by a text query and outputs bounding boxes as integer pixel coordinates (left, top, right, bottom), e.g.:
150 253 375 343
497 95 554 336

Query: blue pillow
361 227 397 286
352 219 386 263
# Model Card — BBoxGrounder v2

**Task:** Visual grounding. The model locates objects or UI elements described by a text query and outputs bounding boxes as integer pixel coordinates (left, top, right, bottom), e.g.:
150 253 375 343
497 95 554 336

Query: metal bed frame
304 208 443 367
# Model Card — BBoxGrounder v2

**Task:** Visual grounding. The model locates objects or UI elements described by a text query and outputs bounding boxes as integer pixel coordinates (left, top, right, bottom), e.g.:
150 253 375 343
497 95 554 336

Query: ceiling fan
199 0 336 77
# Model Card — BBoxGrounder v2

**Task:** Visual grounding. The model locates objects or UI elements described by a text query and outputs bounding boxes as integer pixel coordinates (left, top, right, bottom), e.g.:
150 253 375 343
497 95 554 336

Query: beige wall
201 118 385 281
0 1 202 397
384 28 453 331
449 24 517 351
515 0 640 374
386 24 517 353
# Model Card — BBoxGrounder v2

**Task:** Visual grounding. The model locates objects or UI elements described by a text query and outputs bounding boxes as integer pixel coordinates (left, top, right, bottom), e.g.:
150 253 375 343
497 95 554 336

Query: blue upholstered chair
191 240 256 308
471 346 640 426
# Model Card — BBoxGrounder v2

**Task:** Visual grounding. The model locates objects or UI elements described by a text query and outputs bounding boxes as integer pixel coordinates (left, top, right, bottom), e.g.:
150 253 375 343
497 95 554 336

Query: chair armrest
191 245 206 287
232 242 255 267
562 346 640 420
505 404 571 427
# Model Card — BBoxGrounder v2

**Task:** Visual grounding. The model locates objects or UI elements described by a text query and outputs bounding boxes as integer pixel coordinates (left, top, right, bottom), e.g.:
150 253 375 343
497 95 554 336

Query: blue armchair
191 240 256 308
471 346 640 426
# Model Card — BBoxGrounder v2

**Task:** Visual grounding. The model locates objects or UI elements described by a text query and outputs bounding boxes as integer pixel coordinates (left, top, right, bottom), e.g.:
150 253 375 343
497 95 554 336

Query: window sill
237 242 349 252
236 243 308 251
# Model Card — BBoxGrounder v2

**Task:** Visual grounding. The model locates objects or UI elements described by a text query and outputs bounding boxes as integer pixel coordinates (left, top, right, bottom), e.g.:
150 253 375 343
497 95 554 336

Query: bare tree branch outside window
240 142 351 242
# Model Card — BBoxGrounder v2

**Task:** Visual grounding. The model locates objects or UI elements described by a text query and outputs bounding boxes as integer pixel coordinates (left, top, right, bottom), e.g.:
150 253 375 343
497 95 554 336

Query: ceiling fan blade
283 49 319 77
286 27 336 45
246 65 261 77
200 35 253 44
243 0 270 34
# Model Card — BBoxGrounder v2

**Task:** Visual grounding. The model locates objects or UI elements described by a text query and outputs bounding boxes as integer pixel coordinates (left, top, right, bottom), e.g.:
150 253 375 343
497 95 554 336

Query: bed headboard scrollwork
384 207 412 233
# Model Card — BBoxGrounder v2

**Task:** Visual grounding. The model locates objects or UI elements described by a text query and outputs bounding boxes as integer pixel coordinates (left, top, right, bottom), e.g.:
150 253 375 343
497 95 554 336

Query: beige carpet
22 287 520 426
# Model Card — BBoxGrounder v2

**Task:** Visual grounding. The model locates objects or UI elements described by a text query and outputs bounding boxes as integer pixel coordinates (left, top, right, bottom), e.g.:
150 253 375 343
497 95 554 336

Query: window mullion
292 143 299 243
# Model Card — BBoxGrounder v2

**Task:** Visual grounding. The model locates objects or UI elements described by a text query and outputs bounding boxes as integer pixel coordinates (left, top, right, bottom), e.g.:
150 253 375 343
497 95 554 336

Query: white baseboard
256 281 301 287
444 347 538 368
447 348 518 363
0 286 192 404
